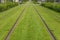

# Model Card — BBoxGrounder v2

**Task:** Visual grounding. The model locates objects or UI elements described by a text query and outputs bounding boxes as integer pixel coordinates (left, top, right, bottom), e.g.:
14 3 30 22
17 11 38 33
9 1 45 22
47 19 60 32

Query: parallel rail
4 8 25 40
33 5 56 40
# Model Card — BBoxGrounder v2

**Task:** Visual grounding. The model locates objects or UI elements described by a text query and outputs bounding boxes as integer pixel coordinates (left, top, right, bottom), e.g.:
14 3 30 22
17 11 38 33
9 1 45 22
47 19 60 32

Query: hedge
41 2 60 12
0 2 18 12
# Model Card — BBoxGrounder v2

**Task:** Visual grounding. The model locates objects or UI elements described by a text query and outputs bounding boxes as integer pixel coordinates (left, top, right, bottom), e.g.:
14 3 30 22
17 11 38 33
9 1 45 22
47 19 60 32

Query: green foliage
32 0 37 3
22 0 28 2
46 0 54 2
0 2 18 12
32 0 37 2
41 2 60 12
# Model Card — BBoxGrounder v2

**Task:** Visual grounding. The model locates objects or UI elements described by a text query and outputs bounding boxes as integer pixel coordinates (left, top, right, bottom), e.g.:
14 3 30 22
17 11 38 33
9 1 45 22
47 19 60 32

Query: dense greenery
32 0 37 2
22 0 28 2
46 0 54 2
41 2 60 12
32 0 55 3
0 2 18 12
32 0 38 4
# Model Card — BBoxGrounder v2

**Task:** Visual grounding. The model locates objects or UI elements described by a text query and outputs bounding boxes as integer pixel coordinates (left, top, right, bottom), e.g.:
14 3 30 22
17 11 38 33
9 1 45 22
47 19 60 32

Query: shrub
41 2 60 12
0 2 18 12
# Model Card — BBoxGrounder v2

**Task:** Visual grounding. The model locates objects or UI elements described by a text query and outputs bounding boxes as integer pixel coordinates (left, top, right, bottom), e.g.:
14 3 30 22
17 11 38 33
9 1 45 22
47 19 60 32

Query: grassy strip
0 5 23 27
9 4 51 40
35 4 60 40
0 4 26 40
0 5 20 18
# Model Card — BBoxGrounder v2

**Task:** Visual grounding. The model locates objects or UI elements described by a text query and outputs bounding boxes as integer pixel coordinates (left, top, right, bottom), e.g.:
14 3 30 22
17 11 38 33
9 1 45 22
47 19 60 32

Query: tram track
4 7 26 40
33 4 56 40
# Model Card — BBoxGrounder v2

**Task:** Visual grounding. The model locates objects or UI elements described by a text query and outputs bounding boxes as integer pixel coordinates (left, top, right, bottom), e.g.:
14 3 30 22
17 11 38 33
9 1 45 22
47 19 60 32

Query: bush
41 2 60 12
0 2 18 12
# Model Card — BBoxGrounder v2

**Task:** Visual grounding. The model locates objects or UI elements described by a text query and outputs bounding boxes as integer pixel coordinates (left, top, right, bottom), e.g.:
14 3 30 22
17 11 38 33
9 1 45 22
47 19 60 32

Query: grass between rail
0 2 60 40
35 4 60 40
9 4 51 40
0 4 26 40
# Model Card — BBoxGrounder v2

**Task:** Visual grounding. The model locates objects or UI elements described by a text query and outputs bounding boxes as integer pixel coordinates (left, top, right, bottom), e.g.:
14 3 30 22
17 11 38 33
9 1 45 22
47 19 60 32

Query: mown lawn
35 4 60 40
0 2 60 40
9 4 51 40
0 4 26 40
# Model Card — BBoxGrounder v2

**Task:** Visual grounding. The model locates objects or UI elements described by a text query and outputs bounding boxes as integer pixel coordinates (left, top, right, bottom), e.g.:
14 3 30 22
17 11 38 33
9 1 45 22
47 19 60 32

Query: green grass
0 4 26 40
9 4 51 40
0 2 60 40
35 4 60 40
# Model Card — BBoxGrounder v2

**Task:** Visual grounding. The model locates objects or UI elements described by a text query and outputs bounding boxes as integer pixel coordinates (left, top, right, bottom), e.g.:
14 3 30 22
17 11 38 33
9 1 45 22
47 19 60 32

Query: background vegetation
0 2 18 12
41 2 60 12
